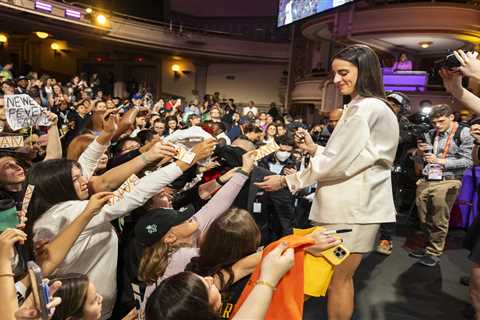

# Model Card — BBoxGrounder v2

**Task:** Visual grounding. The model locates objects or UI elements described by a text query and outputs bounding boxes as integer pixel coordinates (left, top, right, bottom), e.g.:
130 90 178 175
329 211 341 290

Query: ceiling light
96 14 107 25
0 34 8 43
85 7 93 14
419 41 432 49
36 32 49 39
50 42 60 50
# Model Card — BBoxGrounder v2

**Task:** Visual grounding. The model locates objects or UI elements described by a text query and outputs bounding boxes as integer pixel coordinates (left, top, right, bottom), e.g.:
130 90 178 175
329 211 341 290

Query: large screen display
278 0 354 26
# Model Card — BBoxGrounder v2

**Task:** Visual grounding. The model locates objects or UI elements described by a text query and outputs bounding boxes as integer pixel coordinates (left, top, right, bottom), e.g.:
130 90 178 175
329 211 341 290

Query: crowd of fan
0 68 341 320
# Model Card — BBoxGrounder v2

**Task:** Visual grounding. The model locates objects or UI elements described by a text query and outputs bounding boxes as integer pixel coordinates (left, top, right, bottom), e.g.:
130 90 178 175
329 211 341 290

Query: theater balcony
0 0 289 63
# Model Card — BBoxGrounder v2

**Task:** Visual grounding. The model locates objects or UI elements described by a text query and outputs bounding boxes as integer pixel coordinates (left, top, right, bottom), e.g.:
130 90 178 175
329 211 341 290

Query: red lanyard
433 123 458 160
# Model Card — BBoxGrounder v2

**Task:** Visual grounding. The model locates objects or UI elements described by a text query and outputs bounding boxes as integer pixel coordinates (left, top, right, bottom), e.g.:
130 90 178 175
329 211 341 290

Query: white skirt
312 222 380 253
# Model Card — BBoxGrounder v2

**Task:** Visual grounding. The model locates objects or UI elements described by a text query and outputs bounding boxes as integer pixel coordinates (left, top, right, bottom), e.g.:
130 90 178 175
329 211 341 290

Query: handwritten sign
0 135 23 148
4 94 50 130
109 174 140 206
254 140 280 161
21 184 35 215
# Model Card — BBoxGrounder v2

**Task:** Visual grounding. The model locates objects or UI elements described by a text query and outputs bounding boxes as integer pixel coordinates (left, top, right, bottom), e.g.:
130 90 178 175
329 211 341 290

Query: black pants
379 222 396 241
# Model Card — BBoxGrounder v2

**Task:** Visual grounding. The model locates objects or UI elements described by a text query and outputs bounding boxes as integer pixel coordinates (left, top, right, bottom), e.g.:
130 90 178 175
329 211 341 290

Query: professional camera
405 122 431 142
387 91 411 115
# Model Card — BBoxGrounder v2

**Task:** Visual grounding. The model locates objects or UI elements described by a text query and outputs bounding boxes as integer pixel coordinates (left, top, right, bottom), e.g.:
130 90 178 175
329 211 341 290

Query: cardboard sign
0 135 23 148
254 140 280 161
109 174 140 206
4 94 50 130
21 185 35 215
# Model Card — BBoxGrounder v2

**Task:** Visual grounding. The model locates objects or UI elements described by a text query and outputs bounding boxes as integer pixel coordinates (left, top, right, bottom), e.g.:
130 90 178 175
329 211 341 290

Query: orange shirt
231 235 315 320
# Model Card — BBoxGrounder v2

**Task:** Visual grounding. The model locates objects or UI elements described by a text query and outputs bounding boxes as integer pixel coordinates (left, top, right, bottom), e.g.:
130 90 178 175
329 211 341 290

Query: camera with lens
406 122 431 142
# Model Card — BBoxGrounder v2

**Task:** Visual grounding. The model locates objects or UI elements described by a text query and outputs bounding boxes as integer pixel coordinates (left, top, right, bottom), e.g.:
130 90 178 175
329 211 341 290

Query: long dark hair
145 272 219 320
186 208 260 290
24 159 80 256
332 44 386 99
50 273 90 320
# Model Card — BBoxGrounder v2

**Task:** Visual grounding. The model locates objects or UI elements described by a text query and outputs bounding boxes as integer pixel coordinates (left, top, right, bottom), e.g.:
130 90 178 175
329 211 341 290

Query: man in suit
228 138 295 245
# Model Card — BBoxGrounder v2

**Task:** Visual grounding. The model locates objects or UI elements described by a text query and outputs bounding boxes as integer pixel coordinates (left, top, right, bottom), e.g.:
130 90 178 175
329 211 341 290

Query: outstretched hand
454 50 480 81
259 242 295 287
305 230 342 257
16 280 62 319
255 175 285 192
295 128 317 156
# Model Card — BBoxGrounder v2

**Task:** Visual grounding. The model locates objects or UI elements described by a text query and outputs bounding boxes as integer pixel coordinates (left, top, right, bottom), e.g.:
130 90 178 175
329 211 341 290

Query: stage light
50 42 60 51
96 14 107 25
65 8 81 19
96 57 103 63
35 1 52 12
171 64 181 72
36 32 49 39
137 57 144 63
419 41 432 49
0 34 8 43
85 7 93 14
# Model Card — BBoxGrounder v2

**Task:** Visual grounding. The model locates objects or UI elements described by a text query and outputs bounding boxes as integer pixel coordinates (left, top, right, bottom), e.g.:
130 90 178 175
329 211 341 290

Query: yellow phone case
322 243 350 265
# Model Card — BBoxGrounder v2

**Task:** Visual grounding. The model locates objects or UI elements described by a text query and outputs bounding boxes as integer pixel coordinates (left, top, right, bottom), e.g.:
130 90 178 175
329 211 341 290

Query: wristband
255 280 276 291
236 168 250 177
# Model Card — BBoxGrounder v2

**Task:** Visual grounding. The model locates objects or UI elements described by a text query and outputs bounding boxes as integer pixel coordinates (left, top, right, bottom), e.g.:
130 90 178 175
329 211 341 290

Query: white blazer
286 96 399 224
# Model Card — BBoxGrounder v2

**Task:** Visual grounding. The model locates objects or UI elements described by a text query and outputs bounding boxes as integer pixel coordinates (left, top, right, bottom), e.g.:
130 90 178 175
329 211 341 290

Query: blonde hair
138 237 171 285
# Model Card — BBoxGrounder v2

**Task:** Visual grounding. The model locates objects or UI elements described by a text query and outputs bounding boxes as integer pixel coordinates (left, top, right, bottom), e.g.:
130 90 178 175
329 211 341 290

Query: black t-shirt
219 276 250 319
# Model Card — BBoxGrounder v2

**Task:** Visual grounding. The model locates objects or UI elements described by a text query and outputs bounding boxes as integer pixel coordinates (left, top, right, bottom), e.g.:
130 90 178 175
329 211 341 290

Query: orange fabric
231 235 315 320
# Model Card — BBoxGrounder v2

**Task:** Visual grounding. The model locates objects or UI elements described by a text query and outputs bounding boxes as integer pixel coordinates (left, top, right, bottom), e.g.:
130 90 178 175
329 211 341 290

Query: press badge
253 202 262 213
427 164 443 181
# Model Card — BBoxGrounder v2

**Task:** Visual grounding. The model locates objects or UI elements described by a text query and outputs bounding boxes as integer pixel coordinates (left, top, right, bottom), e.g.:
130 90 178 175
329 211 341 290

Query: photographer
440 50 480 114
376 92 417 255
411 104 473 267
316 108 343 146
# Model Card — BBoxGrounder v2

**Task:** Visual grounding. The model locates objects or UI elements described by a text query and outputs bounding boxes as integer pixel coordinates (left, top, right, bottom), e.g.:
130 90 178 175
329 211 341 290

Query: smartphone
0 207 19 231
322 243 350 266
444 53 462 69
27 261 50 320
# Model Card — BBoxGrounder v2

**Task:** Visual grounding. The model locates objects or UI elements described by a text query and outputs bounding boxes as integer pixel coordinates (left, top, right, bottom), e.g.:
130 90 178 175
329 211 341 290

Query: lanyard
433 123 458 160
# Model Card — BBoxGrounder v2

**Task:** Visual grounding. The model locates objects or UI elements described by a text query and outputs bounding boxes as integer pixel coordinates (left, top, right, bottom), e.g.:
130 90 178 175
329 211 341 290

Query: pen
324 229 352 235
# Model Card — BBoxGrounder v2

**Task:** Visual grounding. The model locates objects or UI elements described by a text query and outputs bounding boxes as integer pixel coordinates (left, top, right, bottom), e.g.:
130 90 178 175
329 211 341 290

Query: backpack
428 124 468 148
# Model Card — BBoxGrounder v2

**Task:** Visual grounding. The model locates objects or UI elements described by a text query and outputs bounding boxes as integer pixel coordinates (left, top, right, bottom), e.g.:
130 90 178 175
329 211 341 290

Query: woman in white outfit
24 114 215 319
256 44 399 320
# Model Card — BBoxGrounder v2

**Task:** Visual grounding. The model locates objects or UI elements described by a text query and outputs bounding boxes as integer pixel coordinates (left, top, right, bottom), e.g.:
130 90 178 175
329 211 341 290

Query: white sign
109 174 140 206
4 94 50 131
0 135 23 148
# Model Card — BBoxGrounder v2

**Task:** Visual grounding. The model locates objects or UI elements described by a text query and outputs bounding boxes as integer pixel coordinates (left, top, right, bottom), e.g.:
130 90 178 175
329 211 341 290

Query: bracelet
140 153 153 165
255 280 276 291
216 176 225 186
0 273 14 278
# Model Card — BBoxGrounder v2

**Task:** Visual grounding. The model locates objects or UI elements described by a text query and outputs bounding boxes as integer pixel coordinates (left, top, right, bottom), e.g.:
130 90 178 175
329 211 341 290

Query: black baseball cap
134 206 196 247
16 76 27 83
